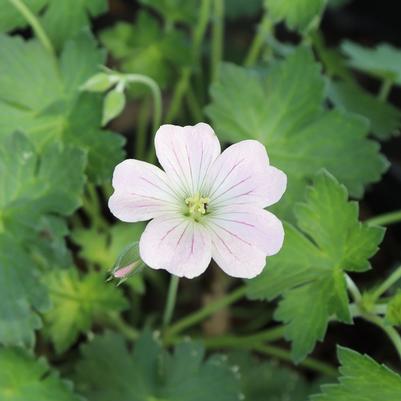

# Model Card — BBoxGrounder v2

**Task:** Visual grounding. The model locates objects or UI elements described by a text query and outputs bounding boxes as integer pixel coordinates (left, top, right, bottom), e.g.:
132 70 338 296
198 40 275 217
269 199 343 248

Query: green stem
200 326 285 348
371 265 401 302
186 84 204 122
165 285 247 339
362 314 401 362
244 13 272 67
254 344 338 377
136 96 151 159
193 0 212 65
378 77 393 101
123 74 162 162
165 68 191 123
8 0 55 57
345 274 362 302
210 0 224 82
366 210 401 227
163 276 180 328
106 313 139 341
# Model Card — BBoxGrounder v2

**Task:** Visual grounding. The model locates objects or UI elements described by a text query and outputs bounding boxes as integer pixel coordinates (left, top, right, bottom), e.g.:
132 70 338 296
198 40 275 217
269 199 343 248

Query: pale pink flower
108 123 286 279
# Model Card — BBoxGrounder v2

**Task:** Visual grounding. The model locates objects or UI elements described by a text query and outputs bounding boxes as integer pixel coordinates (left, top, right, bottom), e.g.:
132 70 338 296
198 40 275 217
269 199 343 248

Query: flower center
185 193 210 221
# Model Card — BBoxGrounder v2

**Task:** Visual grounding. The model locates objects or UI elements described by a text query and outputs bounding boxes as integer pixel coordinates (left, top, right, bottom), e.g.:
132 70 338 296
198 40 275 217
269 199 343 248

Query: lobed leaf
74 331 241 401
0 347 83 401
247 171 384 361
44 269 128 354
206 48 388 218
311 347 401 400
0 32 125 183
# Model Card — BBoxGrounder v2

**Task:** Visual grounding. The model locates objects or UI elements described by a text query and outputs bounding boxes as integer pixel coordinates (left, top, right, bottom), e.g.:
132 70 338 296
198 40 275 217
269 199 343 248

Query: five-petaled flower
109 123 287 279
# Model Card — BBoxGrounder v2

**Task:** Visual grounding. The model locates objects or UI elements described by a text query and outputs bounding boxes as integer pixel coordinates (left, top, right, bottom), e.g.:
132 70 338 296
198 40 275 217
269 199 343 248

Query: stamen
185 193 209 221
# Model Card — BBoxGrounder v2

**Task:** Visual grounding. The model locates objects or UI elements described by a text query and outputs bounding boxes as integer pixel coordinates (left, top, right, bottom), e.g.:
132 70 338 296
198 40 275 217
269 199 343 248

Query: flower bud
102 88 126 126
108 241 145 285
81 73 115 93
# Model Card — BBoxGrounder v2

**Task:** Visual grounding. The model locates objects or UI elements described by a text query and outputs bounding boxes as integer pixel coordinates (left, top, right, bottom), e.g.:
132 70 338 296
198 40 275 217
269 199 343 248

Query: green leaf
342 40 401 85
311 347 401 400
43 269 128 354
0 347 82 401
327 80 401 140
206 48 388 218
265 0 326 31
0 0 47 32
71 222 144 270
247 171 384 361
0 32 125 183
0 0 108 49
102 89 126 126
0 237 49 347
100 11 191 92
139 0 198 25
0 133 85 346
74 331 241 401
41 0 108 49
81 73 115 92
227 351 312 401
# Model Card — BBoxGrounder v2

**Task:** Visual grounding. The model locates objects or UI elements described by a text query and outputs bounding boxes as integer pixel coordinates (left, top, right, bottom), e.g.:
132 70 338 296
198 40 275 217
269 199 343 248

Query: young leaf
0 33 125 183
43 269 128 354
102 89 126 126
327 80 401 140
247 171 385 361
74 331 241 401
206 48 388 218
0 347 83 401
342 40 401 85
265 0 326 31
311 347 401 400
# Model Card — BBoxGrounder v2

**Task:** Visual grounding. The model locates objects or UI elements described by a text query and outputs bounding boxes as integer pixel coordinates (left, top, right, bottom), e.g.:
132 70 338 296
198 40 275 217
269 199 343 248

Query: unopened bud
107 241 145 285
80 73 115 93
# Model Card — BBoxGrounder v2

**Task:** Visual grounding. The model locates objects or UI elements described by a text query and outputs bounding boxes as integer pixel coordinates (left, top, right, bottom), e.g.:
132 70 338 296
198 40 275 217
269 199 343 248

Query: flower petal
208 206 284 256
205 206 284 278
109 159 179 222
139 216 212 278
205 140 287 209
155 123 221 196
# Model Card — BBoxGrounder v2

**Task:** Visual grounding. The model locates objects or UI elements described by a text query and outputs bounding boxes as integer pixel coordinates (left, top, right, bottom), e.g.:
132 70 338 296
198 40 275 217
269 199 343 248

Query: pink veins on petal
108 123 287 279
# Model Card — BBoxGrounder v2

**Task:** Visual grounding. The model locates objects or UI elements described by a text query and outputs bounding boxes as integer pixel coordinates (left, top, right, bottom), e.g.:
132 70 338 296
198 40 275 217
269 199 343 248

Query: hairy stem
367 210 401 226
371 265 401 302
378 77 393 101
254 345 338 377
199 326 285 348
163 276 180 328
244 12 272 67
210 0 224 82
8 0 55 57
165 285 247 339
165 68 191 123
362 314 401 362
193 0 212 65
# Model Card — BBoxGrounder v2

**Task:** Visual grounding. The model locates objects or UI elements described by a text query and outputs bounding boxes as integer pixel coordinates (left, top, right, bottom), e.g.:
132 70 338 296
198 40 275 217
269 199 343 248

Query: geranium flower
109 123 286 279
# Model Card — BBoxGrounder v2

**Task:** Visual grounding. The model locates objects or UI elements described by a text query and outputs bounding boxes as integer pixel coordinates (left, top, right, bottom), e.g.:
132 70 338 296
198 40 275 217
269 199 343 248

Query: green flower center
185 193 210 221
